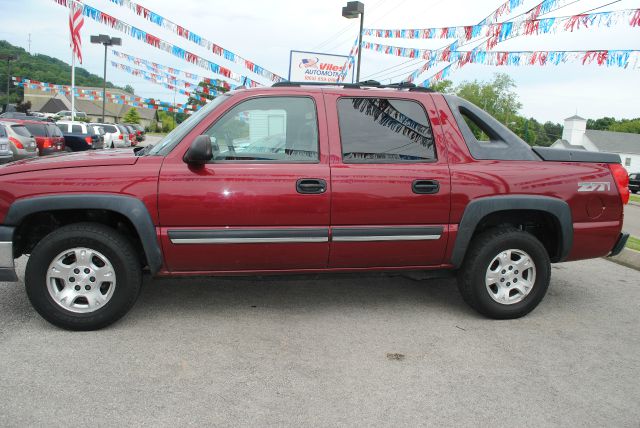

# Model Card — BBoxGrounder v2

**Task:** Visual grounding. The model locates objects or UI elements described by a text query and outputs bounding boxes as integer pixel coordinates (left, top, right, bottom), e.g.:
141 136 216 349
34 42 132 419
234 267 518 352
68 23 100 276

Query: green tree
455 73 522 126
124 84 135 94
123 107 141 124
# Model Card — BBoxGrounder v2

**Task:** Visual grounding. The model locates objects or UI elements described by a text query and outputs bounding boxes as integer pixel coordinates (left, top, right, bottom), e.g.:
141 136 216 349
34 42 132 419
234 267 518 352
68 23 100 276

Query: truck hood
0 149 139 176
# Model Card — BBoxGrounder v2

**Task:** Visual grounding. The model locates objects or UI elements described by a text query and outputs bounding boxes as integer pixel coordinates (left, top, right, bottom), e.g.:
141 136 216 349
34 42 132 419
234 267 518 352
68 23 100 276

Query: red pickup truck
0 82 630 330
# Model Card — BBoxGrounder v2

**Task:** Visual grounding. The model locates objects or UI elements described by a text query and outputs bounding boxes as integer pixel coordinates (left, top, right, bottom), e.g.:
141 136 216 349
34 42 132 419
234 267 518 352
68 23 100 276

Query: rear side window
337 98 435 163
204 96 319 162
0 125 6 138
11 125 32 137
71 125 83 133
47 125 63 137
24 123 47 136
101 125 117 133
57 124 67 132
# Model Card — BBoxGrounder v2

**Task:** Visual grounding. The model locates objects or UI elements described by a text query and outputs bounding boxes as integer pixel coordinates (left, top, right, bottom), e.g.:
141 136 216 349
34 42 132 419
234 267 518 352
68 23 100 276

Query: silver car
0 124 14 164
0 121 38 160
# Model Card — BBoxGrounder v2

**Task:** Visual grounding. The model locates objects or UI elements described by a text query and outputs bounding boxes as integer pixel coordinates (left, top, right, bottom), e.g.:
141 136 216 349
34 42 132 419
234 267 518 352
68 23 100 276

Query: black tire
25 223 142 330
457 226 551 319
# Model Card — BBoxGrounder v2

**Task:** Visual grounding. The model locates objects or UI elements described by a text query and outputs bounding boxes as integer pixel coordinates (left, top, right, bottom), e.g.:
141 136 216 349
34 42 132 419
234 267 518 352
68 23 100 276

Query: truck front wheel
25 223 142 330
457 226 551 319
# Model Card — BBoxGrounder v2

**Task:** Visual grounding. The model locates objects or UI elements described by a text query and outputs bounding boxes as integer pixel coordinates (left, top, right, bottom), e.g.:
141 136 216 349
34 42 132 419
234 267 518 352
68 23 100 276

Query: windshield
147 94 231 156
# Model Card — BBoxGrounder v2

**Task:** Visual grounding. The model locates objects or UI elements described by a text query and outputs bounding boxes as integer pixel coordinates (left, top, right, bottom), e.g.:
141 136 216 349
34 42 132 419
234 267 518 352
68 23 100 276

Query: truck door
324 93 451 268
158 92 331 273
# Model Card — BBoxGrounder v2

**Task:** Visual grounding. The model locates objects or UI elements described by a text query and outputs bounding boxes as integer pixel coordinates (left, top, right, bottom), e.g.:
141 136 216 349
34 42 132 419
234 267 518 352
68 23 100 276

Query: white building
551 115 640 173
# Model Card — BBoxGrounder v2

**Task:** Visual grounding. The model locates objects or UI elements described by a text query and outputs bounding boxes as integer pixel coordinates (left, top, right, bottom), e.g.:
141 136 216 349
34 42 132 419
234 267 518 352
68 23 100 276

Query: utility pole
1 54 17 110
173 86 177 129
342 2 365 82
90 35 122 123
28 34 31 54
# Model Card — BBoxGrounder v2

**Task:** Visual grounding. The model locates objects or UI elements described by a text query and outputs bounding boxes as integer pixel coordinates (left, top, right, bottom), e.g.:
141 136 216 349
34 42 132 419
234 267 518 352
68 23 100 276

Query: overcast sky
0 0 639 122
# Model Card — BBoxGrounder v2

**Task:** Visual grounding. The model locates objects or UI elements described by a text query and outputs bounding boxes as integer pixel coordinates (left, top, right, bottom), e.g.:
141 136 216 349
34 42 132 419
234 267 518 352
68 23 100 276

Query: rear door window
48 124 63 137
101 125 117 133
11 125 32 137
337 98 436 163
24 123 47 137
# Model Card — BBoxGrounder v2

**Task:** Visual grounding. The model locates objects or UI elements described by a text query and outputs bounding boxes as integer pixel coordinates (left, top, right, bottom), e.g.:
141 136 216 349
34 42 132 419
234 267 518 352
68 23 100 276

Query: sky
0 0 639 123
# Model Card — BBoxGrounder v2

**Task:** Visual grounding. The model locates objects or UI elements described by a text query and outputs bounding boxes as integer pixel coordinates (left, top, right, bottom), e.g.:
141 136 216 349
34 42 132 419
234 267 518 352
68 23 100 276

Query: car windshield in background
11 125 32 137
24 123 47 136
148 93 230 156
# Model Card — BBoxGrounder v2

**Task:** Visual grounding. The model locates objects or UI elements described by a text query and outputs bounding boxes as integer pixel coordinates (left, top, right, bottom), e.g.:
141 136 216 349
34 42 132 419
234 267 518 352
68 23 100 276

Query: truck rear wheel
457 226 551 319
25 223 142 330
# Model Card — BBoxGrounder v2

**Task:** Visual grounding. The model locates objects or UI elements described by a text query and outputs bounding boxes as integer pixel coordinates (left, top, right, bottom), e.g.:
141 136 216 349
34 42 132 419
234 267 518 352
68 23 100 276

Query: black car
629 172 640 194
56 122 104 151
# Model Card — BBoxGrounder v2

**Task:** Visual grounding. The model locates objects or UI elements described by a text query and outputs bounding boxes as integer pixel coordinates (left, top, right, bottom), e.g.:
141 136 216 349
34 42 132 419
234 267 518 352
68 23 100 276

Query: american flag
68 2 84 63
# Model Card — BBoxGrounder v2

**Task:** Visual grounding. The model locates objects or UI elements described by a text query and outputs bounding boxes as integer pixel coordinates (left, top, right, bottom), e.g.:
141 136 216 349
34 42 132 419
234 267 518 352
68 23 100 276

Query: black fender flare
4 194 162 274
451 195 573 268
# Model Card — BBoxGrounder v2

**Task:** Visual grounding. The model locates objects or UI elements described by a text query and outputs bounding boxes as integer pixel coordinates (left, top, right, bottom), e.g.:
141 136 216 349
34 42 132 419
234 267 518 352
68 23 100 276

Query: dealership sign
288 50 354 83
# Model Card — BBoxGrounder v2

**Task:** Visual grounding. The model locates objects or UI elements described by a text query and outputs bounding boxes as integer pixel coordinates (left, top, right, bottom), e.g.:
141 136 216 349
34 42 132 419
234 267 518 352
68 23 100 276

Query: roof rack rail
271 81 434 92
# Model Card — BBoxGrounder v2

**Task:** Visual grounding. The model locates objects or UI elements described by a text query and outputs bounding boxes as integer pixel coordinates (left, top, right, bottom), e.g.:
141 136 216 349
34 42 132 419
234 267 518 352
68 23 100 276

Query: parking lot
1 255 638 426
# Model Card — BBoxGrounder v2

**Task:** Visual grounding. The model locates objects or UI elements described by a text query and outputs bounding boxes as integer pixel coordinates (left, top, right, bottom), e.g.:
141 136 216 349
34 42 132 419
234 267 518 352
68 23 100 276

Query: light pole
342 1 364 83
1 54 17 111
90 34 121 123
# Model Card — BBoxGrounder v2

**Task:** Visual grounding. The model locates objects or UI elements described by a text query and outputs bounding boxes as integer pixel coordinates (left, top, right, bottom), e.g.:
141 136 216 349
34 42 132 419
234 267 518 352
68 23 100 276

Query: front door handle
412 179 440 194
296 178 327 194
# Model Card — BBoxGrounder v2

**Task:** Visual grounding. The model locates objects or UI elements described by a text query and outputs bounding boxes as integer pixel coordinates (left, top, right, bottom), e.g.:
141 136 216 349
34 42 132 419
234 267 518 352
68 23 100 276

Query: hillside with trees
0 40 119 104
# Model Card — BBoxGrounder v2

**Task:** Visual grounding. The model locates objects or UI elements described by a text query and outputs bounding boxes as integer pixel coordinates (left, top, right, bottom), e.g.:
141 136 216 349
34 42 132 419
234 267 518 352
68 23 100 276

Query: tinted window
24 123 47 136
11 125 32 137
0 125 6 138
204 97 318 162
56 124 67 133
337 98 435 162
101 125 117 133
48 124 63 137
71 125 83 133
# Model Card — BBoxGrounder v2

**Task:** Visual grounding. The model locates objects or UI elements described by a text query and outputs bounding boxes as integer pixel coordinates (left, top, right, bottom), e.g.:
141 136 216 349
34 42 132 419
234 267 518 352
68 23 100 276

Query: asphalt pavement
1 256 639 426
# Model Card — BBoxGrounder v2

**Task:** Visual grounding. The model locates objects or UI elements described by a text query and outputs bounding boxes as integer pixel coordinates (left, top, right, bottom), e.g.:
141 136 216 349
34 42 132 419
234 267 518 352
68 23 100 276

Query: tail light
42 138 52 149
9 137 23 149
610 163 630 205
119 134 123 140
85 136 93 145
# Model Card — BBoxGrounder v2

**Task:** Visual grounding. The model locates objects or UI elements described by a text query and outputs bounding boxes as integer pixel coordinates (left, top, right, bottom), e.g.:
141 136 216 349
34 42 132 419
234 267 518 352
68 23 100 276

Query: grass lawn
630 194 640 204
627 236 640 252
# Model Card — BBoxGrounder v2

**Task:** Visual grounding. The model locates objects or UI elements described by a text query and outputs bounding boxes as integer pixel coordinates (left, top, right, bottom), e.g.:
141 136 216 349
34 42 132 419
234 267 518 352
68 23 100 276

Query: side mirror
183 135 213 165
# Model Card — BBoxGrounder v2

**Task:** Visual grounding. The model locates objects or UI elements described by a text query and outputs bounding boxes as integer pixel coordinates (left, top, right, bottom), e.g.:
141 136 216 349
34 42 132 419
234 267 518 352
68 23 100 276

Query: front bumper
0 226 17 282
609 232 630 257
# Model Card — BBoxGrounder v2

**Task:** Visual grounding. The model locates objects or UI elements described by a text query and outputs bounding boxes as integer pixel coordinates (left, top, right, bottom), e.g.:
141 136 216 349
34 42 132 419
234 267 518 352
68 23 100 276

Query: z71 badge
578 182 611 192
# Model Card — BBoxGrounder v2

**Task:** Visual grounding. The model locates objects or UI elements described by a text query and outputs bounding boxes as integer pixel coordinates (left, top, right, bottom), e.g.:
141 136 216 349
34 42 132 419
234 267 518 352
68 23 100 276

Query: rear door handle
296 178 327 194
412 179 440 194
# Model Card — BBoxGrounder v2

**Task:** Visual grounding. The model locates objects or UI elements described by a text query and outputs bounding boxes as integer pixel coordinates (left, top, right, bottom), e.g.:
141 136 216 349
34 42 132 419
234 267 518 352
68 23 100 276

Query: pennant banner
110 61 221 102
414 49 640 88
51 0 264 88
338 37 359 82
13 77 197 113
106 0 284 83
111 49 234 90
363 0 622 41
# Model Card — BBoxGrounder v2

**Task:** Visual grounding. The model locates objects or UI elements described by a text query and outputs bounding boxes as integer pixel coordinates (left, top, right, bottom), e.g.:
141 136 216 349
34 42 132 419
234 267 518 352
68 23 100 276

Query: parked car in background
0 124 14 164
0 112 47 121
56 121 104 151
55 111 88 121
91 123 130 148
0 120 38 160
124 123 146 141
629 173 640 194
4 120 66 156
122 124 138 146
91 124 107 147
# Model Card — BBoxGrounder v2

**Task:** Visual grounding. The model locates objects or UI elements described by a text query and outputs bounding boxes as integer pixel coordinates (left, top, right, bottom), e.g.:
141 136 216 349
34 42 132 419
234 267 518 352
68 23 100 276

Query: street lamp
0 54 17 111
90 34 121 123
342 1 364 83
